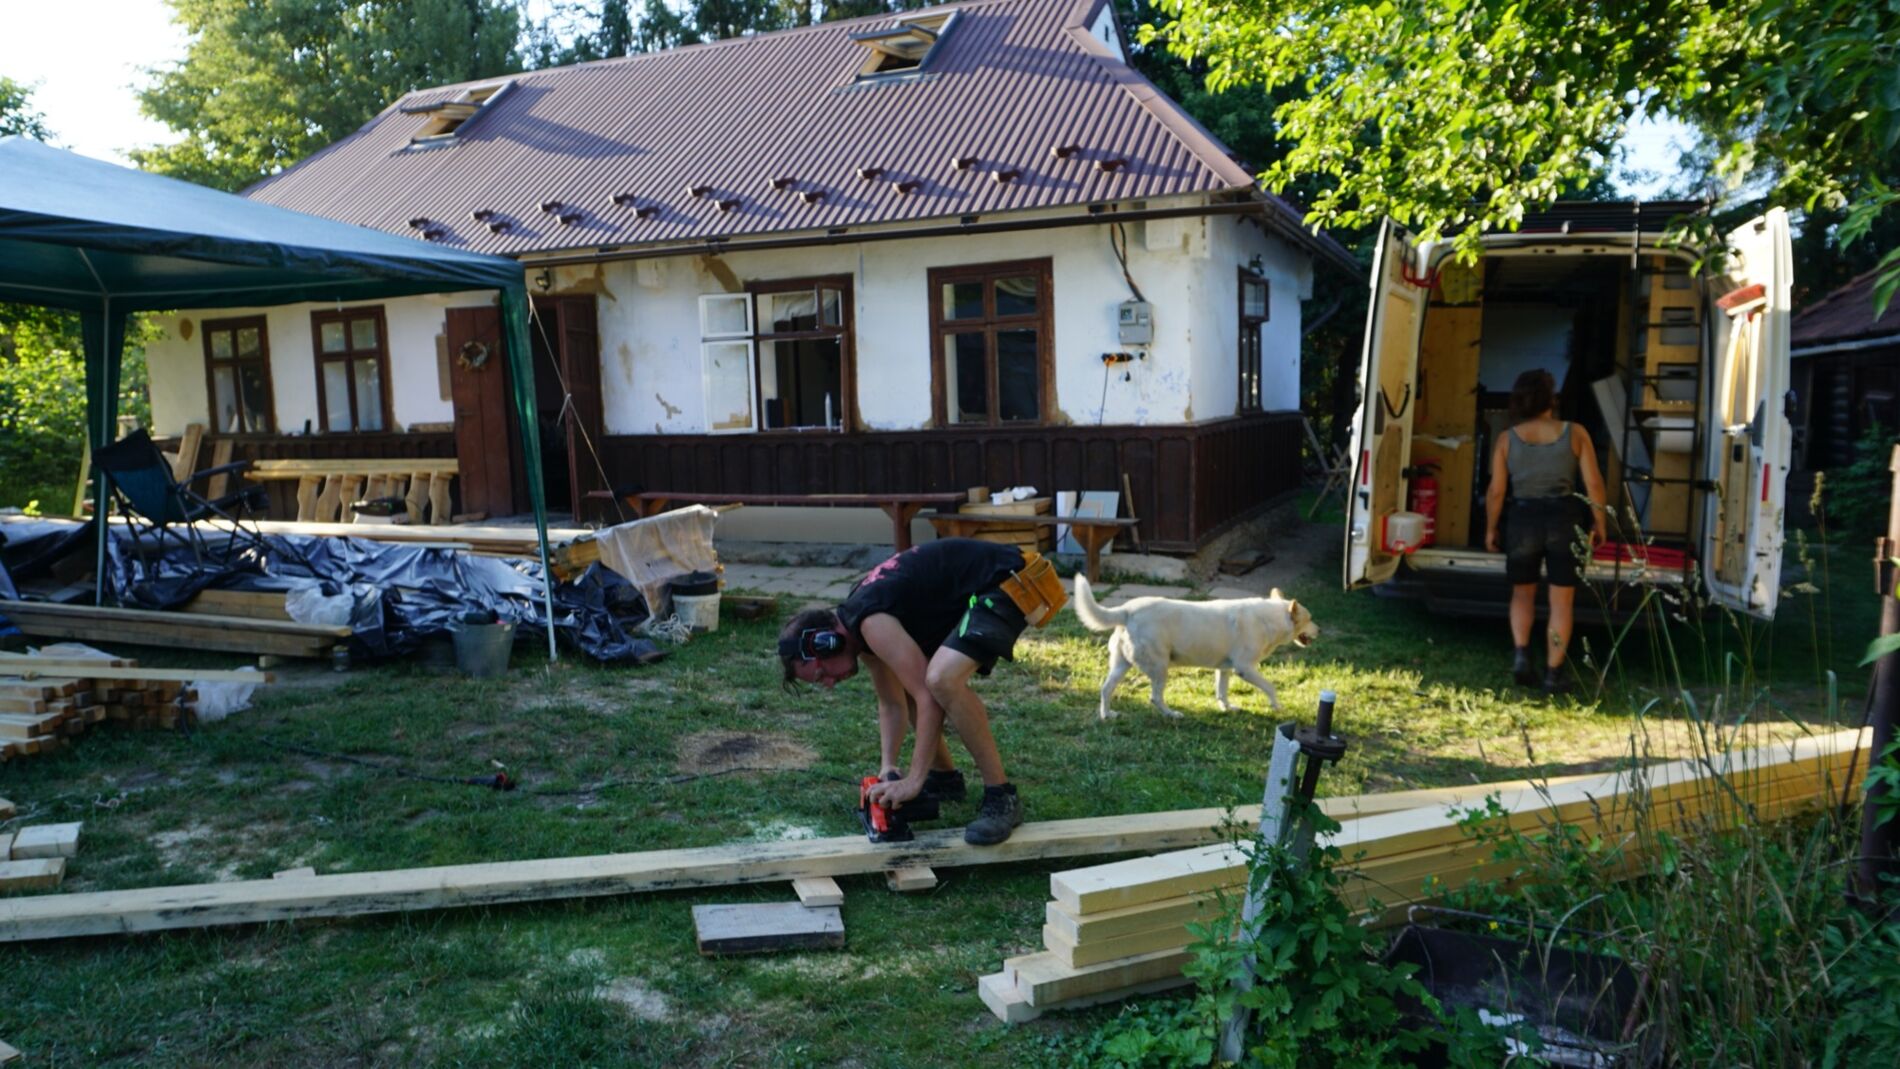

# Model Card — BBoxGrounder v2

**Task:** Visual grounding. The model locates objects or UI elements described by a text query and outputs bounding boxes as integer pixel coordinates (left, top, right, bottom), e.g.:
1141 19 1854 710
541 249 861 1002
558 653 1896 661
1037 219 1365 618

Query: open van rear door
1343 221 1426 588
1705 208 1793 618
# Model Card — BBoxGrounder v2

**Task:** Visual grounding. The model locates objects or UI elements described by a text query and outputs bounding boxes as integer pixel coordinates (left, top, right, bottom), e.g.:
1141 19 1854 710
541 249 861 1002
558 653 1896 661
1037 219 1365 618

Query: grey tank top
1507 423 1578 499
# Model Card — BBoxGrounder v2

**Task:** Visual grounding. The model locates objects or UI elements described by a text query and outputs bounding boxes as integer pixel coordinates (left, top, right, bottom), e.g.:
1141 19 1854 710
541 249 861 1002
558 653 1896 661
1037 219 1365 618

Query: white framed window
699 294 755 433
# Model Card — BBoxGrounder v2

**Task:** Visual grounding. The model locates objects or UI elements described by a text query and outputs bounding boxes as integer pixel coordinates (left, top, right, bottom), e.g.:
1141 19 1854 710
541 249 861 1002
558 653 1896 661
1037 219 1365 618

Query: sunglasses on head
778 627 846 662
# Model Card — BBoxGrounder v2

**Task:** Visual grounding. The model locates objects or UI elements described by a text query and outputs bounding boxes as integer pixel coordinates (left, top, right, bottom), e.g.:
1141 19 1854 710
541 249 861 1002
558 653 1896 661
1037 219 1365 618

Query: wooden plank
0 831 13 859
294 475 321 522
181 589 293 622
885 866 938 893
692 902 844 955
1052 732 1865 914
1006 946 1195 1007
1044 920 1217 969
0 859 65 893
0 697 46 715
977 971 1040 1024
11 822 81 859
0 803 1330 943
429 474 452 524
0 715 61 740
0 798 13 821
247 458 459 478
204 437 235 501
0 602 348 639
0 1037 19 1064
313 474 344 524
0 613 334 659
170 423 204 485
791 876 844 908
1047 893 1224 947
0 660 274 685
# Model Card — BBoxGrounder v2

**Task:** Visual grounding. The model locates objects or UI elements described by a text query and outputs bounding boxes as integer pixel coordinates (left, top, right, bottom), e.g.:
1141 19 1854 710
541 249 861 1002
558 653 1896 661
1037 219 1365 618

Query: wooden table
924 514 1139 583
611 491 969 552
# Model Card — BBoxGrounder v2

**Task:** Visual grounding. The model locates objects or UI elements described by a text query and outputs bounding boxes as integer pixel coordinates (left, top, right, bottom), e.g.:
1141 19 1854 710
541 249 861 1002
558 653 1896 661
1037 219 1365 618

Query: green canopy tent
0 136 559 660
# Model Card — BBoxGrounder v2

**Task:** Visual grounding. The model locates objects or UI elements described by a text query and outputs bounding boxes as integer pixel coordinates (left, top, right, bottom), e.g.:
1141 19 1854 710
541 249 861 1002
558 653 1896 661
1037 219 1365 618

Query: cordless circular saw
857 773 942 843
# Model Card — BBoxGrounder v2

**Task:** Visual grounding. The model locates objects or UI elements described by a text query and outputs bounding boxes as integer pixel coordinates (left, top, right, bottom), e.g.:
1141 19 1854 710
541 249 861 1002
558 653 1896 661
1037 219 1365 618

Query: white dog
1072 576 1318 720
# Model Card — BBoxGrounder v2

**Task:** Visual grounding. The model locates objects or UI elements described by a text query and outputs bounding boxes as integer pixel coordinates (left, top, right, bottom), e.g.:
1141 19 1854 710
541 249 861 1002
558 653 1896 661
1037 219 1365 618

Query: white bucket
673 593 721 633
1382 511 1428 554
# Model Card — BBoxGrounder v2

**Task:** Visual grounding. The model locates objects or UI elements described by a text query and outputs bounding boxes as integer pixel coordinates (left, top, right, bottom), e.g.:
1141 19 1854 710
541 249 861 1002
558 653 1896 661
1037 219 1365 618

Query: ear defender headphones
779 627 846 661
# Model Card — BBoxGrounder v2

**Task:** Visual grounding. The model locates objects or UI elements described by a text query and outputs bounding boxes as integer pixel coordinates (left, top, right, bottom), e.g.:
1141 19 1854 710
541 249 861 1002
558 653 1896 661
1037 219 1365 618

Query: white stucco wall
145 291 494 437
143 210 1315 442
541 211 1308 437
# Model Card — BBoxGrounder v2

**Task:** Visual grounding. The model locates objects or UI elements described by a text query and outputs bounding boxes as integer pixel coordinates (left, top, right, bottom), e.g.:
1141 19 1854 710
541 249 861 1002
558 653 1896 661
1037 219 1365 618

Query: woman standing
1484 369 1609 692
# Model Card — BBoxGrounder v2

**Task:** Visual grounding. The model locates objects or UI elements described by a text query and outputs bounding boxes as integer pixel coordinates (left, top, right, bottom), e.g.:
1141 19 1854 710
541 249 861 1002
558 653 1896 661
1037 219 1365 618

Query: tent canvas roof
0 137 524 311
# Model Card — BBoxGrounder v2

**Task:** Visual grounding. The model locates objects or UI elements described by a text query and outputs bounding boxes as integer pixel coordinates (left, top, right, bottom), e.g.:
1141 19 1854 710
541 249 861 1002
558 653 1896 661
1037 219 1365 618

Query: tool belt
999 551 1068 627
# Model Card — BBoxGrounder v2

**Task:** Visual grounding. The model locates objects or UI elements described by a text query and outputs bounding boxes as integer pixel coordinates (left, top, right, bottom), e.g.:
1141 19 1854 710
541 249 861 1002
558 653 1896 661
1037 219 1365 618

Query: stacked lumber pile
0 599 349 660
0 655 236 762
980 729 1869 1022
0 816 81 892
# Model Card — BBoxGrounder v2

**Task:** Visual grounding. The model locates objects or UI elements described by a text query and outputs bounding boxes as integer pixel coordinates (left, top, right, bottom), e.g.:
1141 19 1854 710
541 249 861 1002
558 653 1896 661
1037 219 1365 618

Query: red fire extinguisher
1406 462 1439 547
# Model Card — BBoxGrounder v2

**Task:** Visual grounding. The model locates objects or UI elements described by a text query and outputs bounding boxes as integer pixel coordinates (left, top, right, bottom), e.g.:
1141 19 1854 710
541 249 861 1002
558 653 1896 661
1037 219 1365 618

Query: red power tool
856 773 941 843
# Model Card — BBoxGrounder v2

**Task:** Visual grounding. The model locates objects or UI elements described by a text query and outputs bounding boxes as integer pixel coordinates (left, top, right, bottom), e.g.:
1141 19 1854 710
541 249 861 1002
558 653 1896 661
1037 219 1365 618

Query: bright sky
0 1 186 163
3 0 1697 198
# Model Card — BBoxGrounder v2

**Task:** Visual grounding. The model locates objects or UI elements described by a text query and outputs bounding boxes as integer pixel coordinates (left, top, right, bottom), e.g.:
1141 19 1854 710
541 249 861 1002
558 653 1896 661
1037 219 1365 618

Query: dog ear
1270 587 1284 600
1287 599 1301 619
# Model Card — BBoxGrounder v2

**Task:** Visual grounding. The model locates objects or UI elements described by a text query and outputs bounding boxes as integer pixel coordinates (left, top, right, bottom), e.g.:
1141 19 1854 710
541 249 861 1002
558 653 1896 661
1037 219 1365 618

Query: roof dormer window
403 81 513 145
851 11 957 79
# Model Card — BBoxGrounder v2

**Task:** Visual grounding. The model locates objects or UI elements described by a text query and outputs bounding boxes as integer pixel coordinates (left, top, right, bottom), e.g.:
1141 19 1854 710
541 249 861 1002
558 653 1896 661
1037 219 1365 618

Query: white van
1342 202 1794 619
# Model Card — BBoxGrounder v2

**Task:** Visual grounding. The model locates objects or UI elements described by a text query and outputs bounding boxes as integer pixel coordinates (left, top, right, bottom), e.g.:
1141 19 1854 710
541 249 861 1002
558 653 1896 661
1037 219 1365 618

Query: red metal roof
1792 266 1900 350
242 0 1349 268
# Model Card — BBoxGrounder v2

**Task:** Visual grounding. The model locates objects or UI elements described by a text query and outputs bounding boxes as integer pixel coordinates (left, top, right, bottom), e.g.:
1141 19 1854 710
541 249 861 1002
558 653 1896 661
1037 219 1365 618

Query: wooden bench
245 459 458 525
924 514 1139 583
608 491 969 552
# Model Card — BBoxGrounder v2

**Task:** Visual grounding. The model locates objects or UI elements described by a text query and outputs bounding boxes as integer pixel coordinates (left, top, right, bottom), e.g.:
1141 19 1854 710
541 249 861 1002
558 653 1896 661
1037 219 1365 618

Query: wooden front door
446 305 521 519
532 296 606 521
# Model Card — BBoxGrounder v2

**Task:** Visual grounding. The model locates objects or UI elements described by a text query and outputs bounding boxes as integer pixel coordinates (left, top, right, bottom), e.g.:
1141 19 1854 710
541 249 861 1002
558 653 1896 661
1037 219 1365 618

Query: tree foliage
1146 0 1900 305
134 0 525 191
0 76 53 141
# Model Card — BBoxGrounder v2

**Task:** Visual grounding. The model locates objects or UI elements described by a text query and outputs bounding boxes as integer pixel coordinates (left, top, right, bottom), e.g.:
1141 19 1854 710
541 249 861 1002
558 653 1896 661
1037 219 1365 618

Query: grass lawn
0 525 1876 1067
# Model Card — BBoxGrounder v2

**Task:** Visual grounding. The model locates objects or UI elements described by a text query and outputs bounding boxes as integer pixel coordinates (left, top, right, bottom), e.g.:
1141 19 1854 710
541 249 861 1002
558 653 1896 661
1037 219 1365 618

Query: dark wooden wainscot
599 411 1302 552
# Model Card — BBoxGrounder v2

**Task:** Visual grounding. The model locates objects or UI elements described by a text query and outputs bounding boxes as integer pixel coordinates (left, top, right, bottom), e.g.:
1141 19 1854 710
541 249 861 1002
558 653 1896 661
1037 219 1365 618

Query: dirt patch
675 730 817 775
597 977 672 1022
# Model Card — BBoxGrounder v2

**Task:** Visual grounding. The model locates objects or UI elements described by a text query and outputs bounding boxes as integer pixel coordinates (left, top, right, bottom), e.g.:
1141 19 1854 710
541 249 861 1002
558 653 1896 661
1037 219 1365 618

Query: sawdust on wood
674 730 817 775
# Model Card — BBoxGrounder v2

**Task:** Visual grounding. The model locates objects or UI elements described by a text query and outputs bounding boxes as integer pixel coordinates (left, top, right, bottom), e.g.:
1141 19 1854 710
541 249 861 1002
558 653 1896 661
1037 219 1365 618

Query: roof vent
686 184 712 198
856 167 883 181
407 217 430 229
611 193 638 207
540 200 564 214
851 11 957 79
403 81 513 145
487 221 511 234
557 212 583 226
1095 158 1128 173
991 169 1021 185
768 176 795 191
470 209 495 222
634 206 660 219
798 190 826 205
950 156 976 171
892 180 921 195
1050 144 1079 160
717 199 741 213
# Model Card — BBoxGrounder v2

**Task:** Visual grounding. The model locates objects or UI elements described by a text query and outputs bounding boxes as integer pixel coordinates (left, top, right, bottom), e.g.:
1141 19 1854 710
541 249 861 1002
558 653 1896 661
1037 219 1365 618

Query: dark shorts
1504 498 1592 587
941 587 1028 676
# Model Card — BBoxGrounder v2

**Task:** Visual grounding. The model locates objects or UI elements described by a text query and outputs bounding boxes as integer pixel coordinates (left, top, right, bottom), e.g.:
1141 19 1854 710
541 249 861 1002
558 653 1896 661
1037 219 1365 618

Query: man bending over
778 538 1029 845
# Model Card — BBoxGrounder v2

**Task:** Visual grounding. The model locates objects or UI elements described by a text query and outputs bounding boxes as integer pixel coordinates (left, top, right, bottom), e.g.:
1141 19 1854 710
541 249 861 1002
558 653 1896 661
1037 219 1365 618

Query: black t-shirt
836 538 1024 657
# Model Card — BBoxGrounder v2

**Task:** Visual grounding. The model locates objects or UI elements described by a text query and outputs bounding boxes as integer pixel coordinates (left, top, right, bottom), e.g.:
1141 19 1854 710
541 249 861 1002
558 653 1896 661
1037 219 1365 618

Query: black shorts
1504 498 1592 587
941 587 1028 676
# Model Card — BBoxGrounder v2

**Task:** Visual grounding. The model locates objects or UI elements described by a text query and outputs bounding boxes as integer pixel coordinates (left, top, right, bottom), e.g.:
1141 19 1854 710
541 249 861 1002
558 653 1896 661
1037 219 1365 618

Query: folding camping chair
91 428 275 572
1303 417 1351 518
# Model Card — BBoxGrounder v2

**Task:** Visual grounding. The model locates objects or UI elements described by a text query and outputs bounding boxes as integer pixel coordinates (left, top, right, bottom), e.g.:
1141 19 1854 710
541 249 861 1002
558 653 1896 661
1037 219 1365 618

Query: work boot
965 783 1023 845
1512 646 1538 687
1543 666 1573 695
924 768 967 803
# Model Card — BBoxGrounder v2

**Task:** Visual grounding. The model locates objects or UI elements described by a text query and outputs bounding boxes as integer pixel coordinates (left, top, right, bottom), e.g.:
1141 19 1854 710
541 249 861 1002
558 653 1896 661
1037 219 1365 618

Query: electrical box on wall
1117 300 1152 345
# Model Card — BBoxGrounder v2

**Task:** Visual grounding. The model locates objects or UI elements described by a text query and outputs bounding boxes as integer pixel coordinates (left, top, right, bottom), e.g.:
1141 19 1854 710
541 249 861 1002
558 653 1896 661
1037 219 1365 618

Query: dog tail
1070 575 1127 632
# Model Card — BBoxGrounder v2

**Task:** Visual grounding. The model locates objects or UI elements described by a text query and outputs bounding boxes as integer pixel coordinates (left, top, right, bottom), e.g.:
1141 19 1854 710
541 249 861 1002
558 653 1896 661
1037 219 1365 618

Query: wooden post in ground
1217 720 1303 1063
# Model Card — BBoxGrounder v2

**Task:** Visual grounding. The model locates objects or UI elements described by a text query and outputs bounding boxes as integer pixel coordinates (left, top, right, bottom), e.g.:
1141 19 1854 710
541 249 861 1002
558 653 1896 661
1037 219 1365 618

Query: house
1790 267 1900 471
139 0 1359 550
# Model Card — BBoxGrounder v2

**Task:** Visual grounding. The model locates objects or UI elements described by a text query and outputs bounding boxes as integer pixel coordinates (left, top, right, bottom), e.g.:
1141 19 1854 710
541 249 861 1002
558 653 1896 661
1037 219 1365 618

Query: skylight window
403 81 513 144
851 11 957 79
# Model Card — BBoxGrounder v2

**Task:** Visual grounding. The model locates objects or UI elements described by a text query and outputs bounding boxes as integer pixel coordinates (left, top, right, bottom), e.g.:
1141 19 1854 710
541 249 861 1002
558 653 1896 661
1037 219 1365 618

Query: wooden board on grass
0 859 65 893
692 902 844 955
11 822 81 859
791 876 843 908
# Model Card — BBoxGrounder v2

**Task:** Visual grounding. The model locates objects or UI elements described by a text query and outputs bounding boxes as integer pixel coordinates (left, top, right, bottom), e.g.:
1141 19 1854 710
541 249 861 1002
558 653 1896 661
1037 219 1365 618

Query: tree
1147 0 1900 307
0 76 52 141
134 0 525 191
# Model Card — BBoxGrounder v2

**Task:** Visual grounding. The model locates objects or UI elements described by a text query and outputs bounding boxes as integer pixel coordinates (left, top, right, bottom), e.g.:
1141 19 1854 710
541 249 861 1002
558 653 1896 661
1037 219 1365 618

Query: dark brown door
446 306 519 519
532 296 606 522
